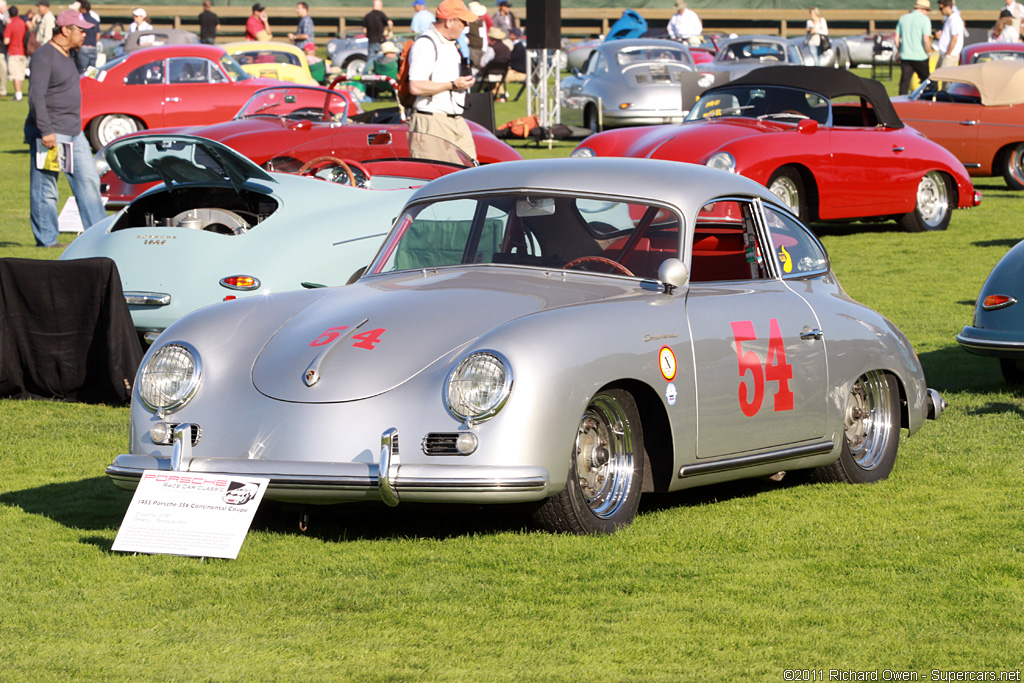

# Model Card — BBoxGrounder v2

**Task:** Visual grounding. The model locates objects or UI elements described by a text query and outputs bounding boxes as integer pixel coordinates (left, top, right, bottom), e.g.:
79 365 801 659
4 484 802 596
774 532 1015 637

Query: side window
690 200 768 282
125 60 164 85
169 58 212 84
764 207 829 277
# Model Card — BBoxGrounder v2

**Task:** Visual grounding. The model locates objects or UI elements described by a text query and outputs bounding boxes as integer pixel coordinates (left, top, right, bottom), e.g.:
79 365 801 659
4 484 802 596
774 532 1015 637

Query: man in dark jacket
25 9 106 247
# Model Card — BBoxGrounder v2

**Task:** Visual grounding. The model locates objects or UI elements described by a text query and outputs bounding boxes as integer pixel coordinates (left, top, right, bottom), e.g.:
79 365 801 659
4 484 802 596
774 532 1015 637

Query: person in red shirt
245 2 271 40
3 5 27 100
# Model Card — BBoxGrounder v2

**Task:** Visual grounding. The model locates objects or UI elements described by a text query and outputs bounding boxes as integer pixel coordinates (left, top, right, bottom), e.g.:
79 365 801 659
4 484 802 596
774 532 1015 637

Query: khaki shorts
8 55 28 81
506 69 527 83
408 111 477 164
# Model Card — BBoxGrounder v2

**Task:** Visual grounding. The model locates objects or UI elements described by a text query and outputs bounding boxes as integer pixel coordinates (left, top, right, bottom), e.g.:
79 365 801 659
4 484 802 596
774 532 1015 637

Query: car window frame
761 203 830 280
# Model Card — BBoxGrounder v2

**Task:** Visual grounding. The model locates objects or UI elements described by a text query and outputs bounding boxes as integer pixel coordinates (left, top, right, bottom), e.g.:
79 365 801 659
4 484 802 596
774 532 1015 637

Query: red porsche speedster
81 44 288 150
572 66 980 231
97 85 523 208
893 61 1024 190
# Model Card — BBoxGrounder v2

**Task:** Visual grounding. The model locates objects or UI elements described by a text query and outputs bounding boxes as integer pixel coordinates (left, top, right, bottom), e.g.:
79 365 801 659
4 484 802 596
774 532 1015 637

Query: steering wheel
296 156 373 187
563 256 635 277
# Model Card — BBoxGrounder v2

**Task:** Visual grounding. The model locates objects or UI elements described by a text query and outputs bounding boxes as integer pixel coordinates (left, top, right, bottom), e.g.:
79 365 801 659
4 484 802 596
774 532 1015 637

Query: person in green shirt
895 0 933 95
370 40 399 96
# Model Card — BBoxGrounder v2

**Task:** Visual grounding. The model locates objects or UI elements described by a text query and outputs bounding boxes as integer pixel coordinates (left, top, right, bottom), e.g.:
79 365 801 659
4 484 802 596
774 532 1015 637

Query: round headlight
705 152 736 173
138 341 202 414
445 351 512 423
570 147 596 159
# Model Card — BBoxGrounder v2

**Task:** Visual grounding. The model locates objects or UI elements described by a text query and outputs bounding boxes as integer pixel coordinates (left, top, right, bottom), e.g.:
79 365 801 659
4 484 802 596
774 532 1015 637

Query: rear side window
125 60 164 85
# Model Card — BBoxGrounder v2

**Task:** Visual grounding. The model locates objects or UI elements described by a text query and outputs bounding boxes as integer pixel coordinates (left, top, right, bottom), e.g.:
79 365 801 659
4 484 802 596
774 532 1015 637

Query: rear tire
87 114 141 150
811 371 900 484
1001 142 1024 191
899 171 951 232
584 104 601 136
532 389 645 535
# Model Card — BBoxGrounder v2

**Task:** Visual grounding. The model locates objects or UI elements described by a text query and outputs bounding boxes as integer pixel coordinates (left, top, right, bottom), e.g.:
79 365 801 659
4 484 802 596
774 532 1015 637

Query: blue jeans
364 42 382 73
74 45 98 74
26 126 107 247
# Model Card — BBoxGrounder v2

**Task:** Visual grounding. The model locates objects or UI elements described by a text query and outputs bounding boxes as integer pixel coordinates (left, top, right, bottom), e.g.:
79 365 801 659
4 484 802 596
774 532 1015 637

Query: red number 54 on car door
730 319 795 417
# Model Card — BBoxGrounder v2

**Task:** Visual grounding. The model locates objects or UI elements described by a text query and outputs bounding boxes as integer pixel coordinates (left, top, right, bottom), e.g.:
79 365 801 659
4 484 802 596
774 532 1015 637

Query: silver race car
106 158 944 535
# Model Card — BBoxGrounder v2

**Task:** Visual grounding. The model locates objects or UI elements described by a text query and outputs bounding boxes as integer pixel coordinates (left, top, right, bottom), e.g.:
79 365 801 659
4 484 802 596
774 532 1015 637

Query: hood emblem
302 318 369 388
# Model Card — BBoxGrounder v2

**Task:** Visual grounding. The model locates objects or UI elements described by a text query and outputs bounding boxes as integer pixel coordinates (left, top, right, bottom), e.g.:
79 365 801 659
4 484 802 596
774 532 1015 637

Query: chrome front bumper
107 425 551 505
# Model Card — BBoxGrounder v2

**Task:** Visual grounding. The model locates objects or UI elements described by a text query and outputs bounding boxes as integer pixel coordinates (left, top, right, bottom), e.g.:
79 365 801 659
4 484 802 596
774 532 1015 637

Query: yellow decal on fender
659 346 677 381
779 245 792 274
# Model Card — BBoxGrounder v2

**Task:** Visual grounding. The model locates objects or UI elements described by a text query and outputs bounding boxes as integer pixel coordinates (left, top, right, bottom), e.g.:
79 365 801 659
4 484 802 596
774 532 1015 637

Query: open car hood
104 133 276 191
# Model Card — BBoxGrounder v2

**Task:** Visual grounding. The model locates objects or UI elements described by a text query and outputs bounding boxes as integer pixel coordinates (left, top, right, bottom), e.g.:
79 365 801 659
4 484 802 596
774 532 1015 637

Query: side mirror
658 258 688 290
797 119 818 135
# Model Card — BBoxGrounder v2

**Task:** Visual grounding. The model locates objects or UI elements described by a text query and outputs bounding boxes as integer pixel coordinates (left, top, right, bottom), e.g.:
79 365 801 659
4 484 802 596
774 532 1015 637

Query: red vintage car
97 85 523 207
962 42 1024 65
81 44 290 150
572 66 980 231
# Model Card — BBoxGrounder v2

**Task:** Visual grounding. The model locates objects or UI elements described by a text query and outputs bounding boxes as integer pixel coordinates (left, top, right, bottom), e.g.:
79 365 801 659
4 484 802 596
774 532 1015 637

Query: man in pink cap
407 0 478 162
24 8 106 247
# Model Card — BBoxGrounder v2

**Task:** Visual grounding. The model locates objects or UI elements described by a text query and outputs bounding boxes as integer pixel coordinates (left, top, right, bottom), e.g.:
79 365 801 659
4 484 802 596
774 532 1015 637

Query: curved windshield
616 45 694 70
716 40 787 63
232 49 302 67
686 85 830 124
971 50 1024 64
236 86 350 122
220 54 250 82
370 195 681 280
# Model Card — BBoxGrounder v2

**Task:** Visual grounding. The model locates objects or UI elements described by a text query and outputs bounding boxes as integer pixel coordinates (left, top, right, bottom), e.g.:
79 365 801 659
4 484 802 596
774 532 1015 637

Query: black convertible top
721 66 904 129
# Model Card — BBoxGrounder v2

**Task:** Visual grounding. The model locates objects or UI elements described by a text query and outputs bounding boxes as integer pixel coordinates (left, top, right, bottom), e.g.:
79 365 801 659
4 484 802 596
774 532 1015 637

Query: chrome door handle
166 97 181 102
800 329 823 341
891 146 905 153
958 120 978 126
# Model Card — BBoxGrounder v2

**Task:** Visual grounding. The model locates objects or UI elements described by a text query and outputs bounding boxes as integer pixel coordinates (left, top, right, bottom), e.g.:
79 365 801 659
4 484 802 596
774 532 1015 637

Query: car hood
620 118 787 160
251 267 636 403
105 133 275 190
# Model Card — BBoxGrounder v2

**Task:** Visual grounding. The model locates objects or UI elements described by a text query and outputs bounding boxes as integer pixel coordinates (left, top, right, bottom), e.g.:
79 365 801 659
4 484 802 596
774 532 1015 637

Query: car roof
223 40 305 57
406 158 778 211
928 60 1024 106
721 65 904 128
122 44 227 61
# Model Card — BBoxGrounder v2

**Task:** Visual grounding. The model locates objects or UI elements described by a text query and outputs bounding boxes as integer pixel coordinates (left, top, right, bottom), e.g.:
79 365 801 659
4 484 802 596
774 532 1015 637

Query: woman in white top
990 11 1021 43
806 7 829 65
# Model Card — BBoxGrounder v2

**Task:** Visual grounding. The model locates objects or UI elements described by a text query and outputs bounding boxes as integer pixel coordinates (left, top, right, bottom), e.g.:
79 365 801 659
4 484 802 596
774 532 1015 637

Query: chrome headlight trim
444 350 513 423
137 341 203 415
570 147 596 159
705 152 736 173
94 147 111 177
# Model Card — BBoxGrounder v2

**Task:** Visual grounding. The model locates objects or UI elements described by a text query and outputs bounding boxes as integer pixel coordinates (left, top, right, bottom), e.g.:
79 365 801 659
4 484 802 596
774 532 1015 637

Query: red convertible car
893 61 1024 190
81 44 288 150
961 42 1024 65
97 85 522 207
572 66 980 231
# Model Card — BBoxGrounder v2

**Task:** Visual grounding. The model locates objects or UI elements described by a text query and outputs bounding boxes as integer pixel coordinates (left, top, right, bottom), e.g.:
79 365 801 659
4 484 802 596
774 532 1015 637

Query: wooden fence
90 5 998 43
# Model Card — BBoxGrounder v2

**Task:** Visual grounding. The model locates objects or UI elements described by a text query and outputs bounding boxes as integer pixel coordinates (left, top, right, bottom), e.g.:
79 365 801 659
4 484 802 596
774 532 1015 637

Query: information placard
112 471 269 559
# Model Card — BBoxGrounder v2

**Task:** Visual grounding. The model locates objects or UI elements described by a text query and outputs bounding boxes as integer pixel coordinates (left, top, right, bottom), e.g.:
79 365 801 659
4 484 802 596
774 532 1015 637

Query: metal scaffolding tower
526 49 563 146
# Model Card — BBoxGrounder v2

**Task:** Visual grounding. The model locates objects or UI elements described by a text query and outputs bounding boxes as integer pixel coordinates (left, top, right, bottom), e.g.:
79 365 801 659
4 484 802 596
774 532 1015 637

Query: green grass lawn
1 72 1023 682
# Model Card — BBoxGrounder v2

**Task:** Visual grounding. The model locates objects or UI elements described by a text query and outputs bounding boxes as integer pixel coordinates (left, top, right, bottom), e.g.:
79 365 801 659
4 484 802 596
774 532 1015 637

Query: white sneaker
15 92 22 101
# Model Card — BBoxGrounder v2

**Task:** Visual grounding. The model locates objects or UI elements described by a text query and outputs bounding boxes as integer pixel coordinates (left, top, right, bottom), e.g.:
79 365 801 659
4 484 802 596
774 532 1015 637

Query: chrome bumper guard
125 291 171 307
106 427 549 503
926 388 947 421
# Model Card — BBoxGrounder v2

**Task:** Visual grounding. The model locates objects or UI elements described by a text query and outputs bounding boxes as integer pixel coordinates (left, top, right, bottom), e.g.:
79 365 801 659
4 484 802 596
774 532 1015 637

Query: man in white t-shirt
408 0 477 162
937 0 964 67
666 0 702 43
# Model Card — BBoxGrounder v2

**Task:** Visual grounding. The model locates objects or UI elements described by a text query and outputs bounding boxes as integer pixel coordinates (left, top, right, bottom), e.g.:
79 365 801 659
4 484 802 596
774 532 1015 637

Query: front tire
1001 142 1024 190
811 371 900 484
344 56 367 79
87 114 141 150
899 171 951 232
532 389 645 535
768 166 807 220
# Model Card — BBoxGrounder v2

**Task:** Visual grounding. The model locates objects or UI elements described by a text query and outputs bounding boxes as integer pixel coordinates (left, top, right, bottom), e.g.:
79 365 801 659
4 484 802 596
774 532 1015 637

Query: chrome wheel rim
844 371 894 471
574 394 635 519
769 175 800 212
915 171 949 229
345 58 366 79
98 115 137 147
1009 145 1024 185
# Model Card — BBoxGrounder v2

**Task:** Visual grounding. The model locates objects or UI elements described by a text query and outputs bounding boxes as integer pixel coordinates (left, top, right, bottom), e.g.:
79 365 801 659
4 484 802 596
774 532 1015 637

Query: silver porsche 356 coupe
106 158 944 535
